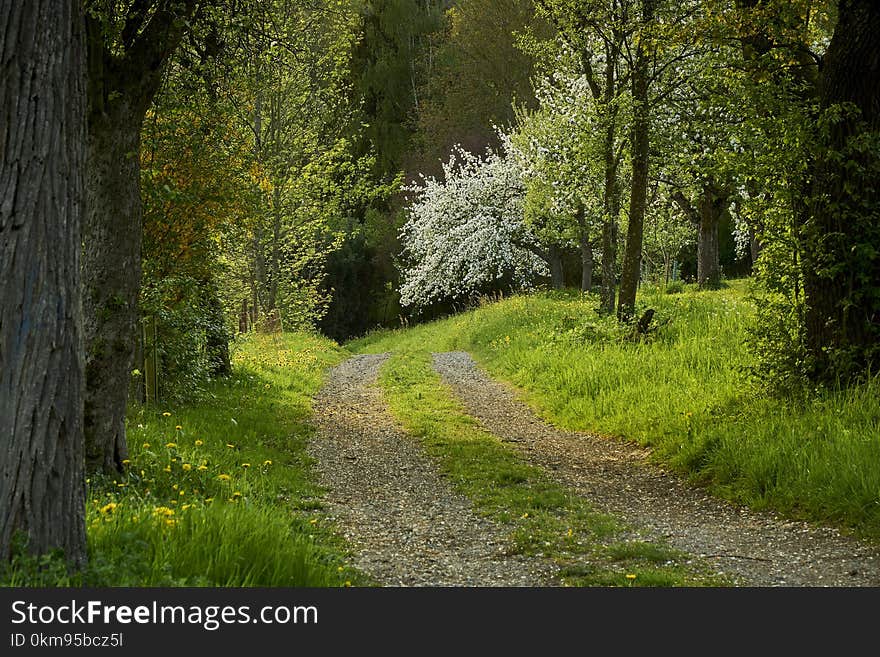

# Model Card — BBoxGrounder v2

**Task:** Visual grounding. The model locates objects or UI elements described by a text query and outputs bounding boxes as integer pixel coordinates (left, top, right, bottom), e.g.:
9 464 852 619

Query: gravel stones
308 353 554 587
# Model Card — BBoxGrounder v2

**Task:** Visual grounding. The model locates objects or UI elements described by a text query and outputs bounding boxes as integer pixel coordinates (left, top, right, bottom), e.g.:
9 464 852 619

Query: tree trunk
696 186 728 289
83 109 141 473
580 232 594 292
618 0 654 320
81 2 198 473
548 244 565 289
801 0 880 380
0 0 87 564
599 40 619 315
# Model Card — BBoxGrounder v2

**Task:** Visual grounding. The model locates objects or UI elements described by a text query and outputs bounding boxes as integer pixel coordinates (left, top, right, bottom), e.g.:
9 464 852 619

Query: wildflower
162 412 171 417
175 425 182 431
179 490 185 496
122 459 131 466
205 497 214 503
217 474 231 482
625 574 637 580
194 440 203 447
182 463 192 472
226 443 235 449
309 518 318 525
100 502 117 515
172 484 178 491
197 465 208 472
182 504 192 510
163 466 171 473
142 442 151 449
153 506 174 517
241 463 251 469
263 460 272 467
231 491 242 499
165 442 177 449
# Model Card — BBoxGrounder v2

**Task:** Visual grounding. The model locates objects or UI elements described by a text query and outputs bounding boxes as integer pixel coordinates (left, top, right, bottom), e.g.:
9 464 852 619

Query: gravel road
308 353 555 586
432 351 880 587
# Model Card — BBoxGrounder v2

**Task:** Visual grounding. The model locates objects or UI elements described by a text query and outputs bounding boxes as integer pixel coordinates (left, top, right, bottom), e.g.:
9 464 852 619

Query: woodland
1 0 879 586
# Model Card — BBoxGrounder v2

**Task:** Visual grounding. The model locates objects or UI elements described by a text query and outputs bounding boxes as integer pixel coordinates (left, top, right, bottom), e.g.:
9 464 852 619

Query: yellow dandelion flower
165 442 177 448
99 502 117 515
226 443 235 449
172 484 178 491
182 463 192 471
175 425 182 430
163 466 171 473
263 460 272 467
182 504 192 510
164 518 176 527
122 459 131 465
241 463 251 469
625 574 637 580
197 465 208 472
142 442 151 449
162 412 171 417
194 440 203 446
217 474 231 482
205 497 214 503
231 491 242 499
309 518 318 525
179 490 185 496
153 506 174 517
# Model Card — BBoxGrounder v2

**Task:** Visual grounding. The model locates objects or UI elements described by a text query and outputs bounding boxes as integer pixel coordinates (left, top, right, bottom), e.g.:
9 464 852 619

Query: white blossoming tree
398 144 547 309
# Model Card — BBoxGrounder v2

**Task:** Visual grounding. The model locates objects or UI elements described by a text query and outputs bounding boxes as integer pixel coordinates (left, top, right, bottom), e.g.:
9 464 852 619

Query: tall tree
617 0 656 320
83 0 201 473
801 0 880 380
0 0 87 563
534 0 627 314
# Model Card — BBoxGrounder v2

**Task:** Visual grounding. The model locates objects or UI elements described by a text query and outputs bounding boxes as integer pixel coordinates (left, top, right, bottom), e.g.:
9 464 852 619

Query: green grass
2 332 366 587
353 280 880 540
378 350 726 587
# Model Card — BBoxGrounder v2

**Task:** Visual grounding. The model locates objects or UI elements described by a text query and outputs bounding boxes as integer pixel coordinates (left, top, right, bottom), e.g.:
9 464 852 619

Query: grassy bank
353 281 880 539
2 332 365 587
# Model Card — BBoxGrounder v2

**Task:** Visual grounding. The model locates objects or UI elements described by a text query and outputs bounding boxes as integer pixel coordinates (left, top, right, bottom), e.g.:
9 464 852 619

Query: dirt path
432 351 880 587
308 353 555 586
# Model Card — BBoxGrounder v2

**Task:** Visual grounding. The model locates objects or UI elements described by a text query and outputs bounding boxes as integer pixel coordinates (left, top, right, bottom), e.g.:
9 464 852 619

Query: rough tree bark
83 1 200 474
672 185 729 289
618 0 655 320
801 0 880 379
547 244 565 290
0 0 87 563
